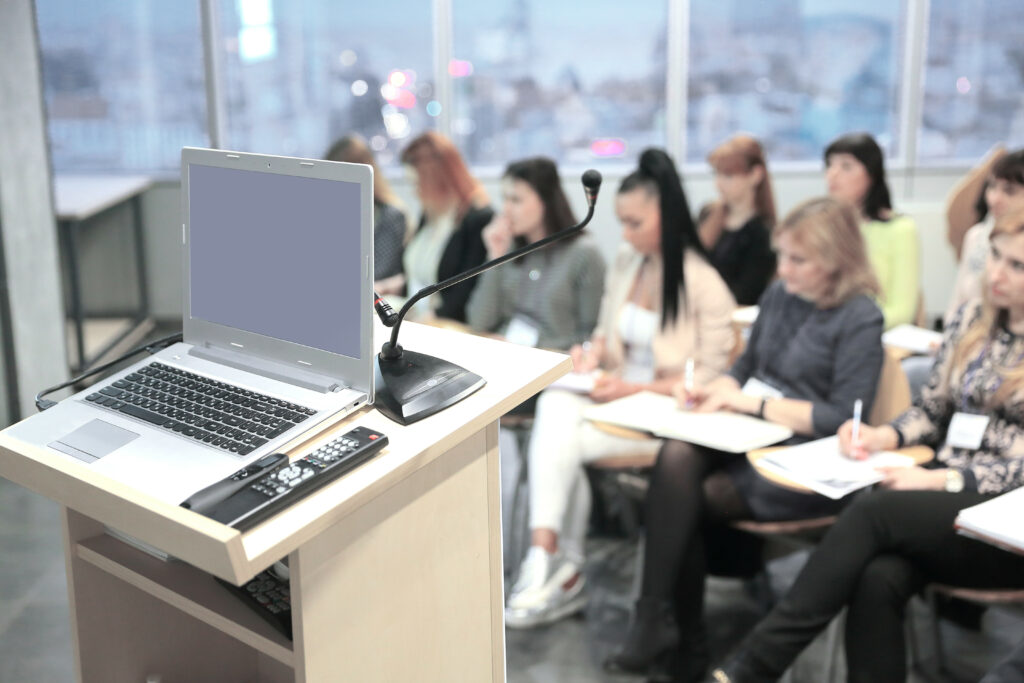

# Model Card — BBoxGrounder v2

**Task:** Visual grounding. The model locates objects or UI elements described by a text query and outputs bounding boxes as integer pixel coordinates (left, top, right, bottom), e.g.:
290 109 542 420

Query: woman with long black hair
504 148 736 629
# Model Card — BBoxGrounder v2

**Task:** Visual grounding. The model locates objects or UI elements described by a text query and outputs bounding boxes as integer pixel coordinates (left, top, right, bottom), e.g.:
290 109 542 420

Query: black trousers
739 489 1024 683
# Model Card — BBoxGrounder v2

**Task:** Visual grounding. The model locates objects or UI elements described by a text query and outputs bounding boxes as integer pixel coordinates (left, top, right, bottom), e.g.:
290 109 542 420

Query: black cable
35 330 183 412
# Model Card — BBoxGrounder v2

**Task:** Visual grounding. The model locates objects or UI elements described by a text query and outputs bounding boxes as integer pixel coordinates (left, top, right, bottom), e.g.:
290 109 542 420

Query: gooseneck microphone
374 169 602 425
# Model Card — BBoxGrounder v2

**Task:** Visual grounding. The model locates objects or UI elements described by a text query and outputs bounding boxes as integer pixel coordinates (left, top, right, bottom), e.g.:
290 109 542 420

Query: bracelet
757 398 767 419
892 426 905 449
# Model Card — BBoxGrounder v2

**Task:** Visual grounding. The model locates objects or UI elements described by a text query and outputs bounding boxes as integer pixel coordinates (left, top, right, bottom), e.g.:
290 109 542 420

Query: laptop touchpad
49 420 140 464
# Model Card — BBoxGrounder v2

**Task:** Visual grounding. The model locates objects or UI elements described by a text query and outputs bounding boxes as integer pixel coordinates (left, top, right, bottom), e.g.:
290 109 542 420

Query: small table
54 175 153 372
748 445 936 492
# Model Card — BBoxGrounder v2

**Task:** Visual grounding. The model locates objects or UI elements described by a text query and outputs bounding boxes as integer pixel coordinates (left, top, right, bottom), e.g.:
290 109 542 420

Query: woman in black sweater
699 134 777 306
400 132 493 322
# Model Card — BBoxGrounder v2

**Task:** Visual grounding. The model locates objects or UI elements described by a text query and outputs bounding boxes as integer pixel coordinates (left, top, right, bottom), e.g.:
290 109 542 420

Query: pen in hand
850 398 864 460
684 357 695 409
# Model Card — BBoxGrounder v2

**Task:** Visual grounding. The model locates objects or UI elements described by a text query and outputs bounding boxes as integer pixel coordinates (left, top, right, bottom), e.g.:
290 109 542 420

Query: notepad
754 436 914 499
582 391 793 453
955 487 1024 555
882 324 942 355
548 370 600 394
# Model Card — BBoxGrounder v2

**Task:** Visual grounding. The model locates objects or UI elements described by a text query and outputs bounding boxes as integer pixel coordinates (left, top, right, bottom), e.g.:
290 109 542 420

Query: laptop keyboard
84 362 316 456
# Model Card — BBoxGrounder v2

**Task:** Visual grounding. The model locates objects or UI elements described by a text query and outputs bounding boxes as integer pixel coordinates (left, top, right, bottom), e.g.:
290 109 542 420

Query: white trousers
527 388 661 565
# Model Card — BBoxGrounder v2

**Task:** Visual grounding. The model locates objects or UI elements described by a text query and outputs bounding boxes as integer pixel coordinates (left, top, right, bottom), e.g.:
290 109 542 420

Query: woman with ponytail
504 148 736 629
605 197 885 682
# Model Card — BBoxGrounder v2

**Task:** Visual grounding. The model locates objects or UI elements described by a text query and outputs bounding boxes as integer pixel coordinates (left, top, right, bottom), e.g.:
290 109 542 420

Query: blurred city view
35 0 1024 173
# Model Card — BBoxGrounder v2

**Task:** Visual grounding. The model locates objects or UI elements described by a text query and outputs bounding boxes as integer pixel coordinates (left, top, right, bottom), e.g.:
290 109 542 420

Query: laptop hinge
187 344 347 394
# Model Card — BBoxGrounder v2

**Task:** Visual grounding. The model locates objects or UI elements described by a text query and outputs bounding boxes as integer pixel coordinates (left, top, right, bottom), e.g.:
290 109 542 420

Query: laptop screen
188 163 362 359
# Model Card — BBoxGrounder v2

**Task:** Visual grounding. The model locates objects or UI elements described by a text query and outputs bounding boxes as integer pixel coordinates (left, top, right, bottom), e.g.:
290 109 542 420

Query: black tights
738 489 1024 683
640 440 761 634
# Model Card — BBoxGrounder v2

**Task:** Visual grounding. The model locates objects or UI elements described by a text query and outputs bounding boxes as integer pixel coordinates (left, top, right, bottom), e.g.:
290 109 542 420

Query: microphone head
582 169 602 206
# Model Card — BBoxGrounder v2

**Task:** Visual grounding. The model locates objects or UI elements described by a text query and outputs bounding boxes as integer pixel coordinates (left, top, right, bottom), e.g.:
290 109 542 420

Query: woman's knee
851 555 920 609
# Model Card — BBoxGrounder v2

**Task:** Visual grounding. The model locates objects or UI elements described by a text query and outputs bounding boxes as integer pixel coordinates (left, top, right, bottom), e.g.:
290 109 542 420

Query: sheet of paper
755 436 914 499
955 486 1024 554
881 324 942 355
548 370 599 394
582 391 793 453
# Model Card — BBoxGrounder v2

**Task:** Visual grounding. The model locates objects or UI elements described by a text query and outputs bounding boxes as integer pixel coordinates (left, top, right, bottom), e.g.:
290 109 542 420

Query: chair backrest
869 346 913 426
946 144 1006 259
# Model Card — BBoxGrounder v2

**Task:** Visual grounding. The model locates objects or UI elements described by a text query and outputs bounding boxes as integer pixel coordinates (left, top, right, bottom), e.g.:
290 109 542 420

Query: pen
851 398 863 458
684 357 695 408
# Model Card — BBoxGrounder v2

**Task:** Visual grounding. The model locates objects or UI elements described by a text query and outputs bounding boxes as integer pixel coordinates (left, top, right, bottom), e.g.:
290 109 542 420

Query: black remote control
198 426 388 530
216 567 292 640
180 452 289 513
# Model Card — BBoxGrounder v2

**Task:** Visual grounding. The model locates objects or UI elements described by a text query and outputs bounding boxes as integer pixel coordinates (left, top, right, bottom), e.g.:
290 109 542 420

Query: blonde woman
715 208 1024 682
607 197 885 683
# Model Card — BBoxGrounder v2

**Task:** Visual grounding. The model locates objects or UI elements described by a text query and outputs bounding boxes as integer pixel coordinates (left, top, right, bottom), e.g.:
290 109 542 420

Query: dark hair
992 149 1024 186
824 132 893 221
618 148 705 328
503 157 577 241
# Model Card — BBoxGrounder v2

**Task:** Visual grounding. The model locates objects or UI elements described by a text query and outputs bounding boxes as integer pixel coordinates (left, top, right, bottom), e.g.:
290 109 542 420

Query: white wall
139 165 969 324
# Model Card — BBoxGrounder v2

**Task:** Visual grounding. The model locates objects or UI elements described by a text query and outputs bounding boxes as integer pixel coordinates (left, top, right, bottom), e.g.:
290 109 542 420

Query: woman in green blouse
824 132 920 329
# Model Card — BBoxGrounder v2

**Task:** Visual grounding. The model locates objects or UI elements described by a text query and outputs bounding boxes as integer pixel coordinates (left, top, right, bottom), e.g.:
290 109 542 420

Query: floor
2 371 1023 681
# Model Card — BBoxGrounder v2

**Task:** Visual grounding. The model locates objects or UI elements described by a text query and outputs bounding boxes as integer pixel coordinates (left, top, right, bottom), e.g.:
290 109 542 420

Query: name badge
946 412 990 450
742 377 784 399
504 315 541 348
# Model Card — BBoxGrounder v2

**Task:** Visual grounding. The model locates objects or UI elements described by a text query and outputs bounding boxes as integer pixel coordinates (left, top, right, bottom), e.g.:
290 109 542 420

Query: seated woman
466 157 606 352
946 149 1024 325
399 131 493 322
605 197 885 683
825 132 920 329
325 135 408 294
699 134 777 306
504 148 735 629
714 207 1024 683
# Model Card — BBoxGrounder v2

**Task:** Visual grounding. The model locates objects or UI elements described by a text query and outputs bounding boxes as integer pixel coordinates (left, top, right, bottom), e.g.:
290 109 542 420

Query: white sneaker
504 546 587 629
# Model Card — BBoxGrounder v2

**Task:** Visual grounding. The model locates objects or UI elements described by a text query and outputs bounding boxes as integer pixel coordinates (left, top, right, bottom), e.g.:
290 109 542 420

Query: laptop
6 147 375 505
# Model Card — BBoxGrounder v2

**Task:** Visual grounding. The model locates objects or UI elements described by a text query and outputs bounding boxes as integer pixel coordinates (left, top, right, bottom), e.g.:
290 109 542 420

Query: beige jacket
594 245 736 384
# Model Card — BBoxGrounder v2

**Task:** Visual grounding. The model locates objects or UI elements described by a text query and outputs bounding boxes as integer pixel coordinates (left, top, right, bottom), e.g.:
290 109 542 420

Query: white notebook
582 391 793 453
754 436 913 499
882 324 942 355
955 487 1024 555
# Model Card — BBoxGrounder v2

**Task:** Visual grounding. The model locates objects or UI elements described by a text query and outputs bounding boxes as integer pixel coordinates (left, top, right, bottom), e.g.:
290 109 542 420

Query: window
36 0 208 172
918 0 1024 162
216 0 435 166
688 0 906 163
451 0 667 167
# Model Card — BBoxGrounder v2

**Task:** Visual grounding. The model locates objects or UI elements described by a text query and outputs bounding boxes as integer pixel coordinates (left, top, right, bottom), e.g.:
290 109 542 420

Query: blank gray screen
188 164 362 359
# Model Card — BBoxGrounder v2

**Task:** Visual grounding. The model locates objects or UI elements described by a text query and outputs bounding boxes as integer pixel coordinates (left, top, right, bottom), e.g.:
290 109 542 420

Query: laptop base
374 350 485 425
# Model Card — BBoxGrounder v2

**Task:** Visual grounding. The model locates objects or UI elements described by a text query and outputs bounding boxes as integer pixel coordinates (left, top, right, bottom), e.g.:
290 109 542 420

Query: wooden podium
0 323 570 682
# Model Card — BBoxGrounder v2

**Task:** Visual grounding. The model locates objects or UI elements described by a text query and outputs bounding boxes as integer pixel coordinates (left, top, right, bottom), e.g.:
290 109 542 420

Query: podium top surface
0 322 570 583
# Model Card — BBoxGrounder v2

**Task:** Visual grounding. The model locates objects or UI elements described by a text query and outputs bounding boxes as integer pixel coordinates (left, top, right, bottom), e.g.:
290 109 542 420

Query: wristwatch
944 469 965 493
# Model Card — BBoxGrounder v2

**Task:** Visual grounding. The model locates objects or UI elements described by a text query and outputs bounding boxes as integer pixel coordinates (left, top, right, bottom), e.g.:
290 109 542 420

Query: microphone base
374 349 486 425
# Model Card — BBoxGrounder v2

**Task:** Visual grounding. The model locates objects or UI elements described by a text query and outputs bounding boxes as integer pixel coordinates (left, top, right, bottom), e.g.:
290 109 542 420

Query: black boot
661 629 709 683
604 597 680 678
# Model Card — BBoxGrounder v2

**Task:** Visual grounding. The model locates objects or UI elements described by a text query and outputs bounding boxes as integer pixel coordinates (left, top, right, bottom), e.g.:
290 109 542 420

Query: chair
946 145 1006 259
912 584 1024 679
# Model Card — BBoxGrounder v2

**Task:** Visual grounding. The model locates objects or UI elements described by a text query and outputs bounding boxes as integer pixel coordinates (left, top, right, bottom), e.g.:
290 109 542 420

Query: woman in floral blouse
714 207 1024 683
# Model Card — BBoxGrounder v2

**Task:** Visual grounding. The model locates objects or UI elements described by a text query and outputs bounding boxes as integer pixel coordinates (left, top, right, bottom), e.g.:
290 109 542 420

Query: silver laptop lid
180 147 374 399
